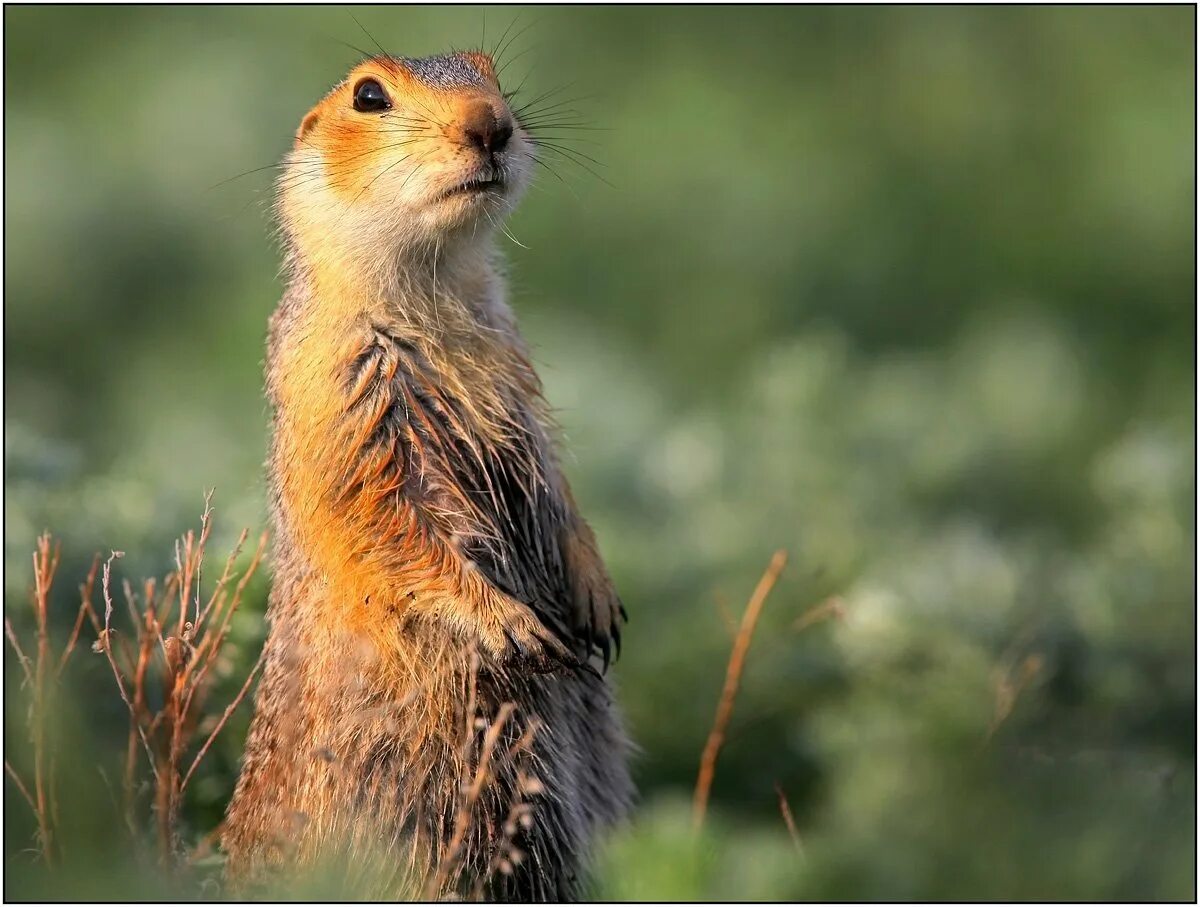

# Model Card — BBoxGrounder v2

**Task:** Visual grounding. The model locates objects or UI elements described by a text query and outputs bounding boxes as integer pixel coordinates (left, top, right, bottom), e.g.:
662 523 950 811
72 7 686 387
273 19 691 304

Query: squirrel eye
353 79 390 112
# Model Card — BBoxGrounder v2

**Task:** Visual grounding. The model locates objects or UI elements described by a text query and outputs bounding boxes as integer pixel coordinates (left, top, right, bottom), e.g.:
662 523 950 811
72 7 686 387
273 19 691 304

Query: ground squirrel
221 50 633 900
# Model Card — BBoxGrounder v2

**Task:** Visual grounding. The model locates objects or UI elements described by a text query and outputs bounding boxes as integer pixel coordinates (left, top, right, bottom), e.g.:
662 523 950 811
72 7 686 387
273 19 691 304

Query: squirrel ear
297 110 321 142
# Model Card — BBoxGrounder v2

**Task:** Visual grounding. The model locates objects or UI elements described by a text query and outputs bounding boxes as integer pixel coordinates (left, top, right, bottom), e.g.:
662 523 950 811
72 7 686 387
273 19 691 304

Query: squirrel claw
570 567 624 671
586 598 598 660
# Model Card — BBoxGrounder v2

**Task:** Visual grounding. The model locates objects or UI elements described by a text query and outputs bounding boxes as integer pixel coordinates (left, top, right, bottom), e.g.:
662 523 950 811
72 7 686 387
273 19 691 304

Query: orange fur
292 57 508 206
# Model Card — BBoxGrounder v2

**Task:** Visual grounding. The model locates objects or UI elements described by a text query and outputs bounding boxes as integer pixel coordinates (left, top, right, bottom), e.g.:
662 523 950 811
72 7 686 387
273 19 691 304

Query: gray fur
400 53 489 90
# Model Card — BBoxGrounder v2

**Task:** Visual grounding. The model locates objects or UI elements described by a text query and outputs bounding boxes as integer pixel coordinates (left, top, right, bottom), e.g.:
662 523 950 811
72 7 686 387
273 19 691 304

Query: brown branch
986 652 1044 740
30 534 59 865
10 500 264 879
126 592 159 832
792 594 845 633
172 491 213 638
5 760 37 814
179 531 267 723
428 699 517 898
78 555 105 634
195 526 249 631
97 551 161 786
56 601 93 679
774 782 804 857
56 552 102 677
180 643 268 793
5 618 34 687
194 489 216 627
692 549 787 830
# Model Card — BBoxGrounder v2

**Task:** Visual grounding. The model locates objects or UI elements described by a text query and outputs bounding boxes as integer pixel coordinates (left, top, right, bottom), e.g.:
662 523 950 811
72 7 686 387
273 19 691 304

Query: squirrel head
279 52 532 276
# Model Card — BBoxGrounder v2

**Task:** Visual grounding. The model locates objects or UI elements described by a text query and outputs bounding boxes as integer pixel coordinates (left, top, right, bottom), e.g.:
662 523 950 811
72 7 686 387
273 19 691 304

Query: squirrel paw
472 593 576 674
572 565 625 672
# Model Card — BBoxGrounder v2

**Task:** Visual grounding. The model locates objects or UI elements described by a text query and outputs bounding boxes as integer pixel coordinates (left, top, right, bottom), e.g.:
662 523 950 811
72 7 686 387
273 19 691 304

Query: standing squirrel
221 50 633 900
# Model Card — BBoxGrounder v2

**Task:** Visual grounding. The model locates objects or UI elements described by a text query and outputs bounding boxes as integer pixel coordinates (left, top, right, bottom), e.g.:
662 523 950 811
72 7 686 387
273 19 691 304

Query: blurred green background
4 4 1195 901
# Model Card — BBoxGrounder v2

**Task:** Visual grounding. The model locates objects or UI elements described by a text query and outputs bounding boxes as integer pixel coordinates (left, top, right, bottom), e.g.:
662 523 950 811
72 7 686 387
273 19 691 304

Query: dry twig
3 535 94 865
692 549 788 830
5 760 38 814
55 555 100 678
792 594 845 633
987 652 1044 740
5 497 267 877
774 781 804 857
180 643 268 793
429 701 518 897
5 618 34 686
424 644 545 900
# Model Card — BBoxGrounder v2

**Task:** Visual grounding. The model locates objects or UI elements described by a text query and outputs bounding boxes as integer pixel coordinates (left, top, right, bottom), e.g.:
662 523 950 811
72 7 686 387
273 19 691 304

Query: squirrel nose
461 100 512 155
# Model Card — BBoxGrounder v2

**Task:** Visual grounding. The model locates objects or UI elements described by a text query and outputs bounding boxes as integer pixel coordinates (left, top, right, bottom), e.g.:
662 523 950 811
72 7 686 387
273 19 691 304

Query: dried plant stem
6 546 106 865
179 532 268 725
692 549 787 830
774 781 804 856
5 618 34 685
7 500 266 878
987 652 1044 740
792 594 845 633
98 552 161 789
180 644 267 793
55 555 100 679
31 537 59 864
5 760 38 813
195 527 249 631
427 699 518 898
3 535 65 865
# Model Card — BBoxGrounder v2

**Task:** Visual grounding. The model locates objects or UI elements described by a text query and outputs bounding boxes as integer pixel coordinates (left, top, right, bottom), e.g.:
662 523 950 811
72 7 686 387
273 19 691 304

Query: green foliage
4 5 1194 900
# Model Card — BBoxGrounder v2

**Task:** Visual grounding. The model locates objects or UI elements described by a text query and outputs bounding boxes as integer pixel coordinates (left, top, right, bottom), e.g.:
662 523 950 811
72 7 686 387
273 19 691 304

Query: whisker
489 13 521 64
528 142 614 188
397 148 437 193
496 41 538 80
511 82 579 118
515 96 597 121
495 17 541 73
522 133 605 148
482 204 530 251
502 61 538 105
208 162 290 191
521 122 606 134
350 13 396 64
330 37 377 65
526 152 582 202
528 139 607 170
